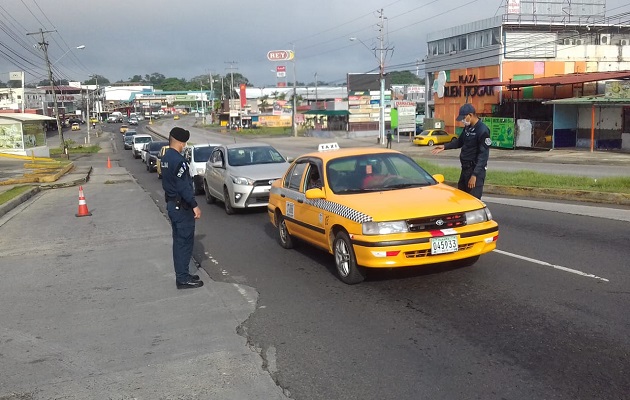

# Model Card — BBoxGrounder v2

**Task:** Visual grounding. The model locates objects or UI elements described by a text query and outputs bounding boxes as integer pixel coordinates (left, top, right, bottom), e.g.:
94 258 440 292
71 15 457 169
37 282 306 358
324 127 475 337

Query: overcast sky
1 0 628 88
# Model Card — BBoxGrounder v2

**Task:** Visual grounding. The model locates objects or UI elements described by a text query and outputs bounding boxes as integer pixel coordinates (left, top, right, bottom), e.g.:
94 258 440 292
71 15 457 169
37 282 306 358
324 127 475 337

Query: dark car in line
123 130 137 150
144 140 169 172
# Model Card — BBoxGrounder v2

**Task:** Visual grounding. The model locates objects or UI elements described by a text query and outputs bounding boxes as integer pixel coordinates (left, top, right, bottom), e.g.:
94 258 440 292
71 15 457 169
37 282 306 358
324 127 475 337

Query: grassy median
0 185 34 205
416 159 630 194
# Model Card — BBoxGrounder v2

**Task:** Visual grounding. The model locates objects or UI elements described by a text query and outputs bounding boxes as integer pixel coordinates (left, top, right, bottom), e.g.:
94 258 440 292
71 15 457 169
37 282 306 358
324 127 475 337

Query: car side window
304 163 322 192
284 162 307 191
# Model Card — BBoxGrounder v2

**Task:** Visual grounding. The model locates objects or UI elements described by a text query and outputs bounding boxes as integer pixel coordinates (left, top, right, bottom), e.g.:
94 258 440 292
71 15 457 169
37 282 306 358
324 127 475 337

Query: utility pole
314 72 318 109
378 9 386 146
291 44 297 137
28 29 66 156
225 61 238 128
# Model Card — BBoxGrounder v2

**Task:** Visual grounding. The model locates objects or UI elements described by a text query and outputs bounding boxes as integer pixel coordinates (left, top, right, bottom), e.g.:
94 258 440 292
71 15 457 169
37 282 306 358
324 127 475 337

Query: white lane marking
493 249 610 282
233 283 256 304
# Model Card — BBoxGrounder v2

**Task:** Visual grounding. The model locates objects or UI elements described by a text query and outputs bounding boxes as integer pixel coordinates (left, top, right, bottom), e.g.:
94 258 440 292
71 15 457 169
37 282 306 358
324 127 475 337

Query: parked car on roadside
183 143 220 195
203 142 291 214
412 129 458 146
144 140 169 172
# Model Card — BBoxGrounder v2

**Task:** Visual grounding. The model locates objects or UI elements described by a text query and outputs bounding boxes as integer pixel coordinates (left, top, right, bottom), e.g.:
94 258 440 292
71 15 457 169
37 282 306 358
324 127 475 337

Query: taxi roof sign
318 142 340 152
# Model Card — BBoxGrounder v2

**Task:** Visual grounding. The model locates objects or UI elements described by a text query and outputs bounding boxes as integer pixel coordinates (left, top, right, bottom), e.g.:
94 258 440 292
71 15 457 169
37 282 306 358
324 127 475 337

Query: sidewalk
0 133 288 399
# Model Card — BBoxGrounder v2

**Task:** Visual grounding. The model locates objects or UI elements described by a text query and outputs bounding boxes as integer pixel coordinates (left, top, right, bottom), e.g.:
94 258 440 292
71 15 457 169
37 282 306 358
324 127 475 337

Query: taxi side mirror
211 160 223 169
286 157 295 163
432 174 445 183
305 187 325 199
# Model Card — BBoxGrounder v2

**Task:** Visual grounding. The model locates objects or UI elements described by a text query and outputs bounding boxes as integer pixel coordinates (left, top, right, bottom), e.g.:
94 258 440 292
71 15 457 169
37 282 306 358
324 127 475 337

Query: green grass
0 185 34 205
50 145 101 155
415 159 630 194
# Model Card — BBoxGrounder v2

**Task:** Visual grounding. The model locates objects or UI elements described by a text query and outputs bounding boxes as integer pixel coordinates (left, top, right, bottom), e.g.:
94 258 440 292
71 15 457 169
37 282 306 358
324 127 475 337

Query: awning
302 109 349 116
496 70 630 89
543 95 630 105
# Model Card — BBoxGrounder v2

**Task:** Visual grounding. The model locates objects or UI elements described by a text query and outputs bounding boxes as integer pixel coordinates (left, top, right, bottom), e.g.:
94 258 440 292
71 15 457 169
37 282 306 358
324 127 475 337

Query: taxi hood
334 184 486 221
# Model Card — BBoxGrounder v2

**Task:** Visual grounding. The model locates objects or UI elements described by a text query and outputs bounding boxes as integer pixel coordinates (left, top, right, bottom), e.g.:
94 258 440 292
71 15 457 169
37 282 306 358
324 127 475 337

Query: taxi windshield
326 153 436 194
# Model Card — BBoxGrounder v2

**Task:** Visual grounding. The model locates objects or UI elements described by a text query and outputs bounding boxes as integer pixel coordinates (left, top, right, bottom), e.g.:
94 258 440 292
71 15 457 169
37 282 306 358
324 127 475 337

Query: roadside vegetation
49 140 100 157
0 185 34 205
416 159 630 194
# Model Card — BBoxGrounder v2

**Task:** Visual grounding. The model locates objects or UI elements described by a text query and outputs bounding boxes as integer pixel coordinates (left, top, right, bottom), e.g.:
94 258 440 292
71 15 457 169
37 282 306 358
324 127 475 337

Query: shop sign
444 74 496 98
483 117 514 149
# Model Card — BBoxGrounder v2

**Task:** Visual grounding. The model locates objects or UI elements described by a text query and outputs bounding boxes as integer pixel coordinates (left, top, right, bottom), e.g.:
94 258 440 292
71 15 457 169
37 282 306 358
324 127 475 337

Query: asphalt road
110 121 630 400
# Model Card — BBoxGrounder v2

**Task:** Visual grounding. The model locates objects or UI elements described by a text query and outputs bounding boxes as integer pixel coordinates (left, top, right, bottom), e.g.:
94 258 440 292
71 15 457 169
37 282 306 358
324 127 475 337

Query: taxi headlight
231 176 254 185
465 208 491 225
362 221 408 235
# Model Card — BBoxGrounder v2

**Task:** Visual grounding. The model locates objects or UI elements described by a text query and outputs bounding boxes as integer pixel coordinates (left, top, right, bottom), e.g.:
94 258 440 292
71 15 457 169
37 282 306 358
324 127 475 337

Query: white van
131 134 152 159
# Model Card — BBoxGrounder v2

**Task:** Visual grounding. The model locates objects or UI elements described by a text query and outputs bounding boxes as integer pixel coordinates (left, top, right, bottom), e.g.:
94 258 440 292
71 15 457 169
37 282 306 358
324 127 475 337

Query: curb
483 184 630 206
0 186 40 219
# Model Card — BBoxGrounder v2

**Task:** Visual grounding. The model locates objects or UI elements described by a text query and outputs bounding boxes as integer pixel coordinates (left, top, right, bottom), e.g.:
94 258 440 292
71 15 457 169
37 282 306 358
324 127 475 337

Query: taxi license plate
430 235 458 255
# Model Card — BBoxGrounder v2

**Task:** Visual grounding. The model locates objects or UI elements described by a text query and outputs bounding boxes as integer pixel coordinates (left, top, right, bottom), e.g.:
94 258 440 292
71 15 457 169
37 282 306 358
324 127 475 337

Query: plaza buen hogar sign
444 74 495 98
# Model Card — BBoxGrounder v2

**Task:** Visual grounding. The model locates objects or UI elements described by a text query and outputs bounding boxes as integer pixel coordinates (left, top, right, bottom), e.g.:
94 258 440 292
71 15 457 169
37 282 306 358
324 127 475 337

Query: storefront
0 113 56 157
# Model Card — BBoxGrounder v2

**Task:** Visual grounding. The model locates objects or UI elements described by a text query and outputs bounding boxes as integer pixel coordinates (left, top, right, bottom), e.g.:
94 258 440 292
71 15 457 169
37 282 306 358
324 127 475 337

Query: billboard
347 73 391 92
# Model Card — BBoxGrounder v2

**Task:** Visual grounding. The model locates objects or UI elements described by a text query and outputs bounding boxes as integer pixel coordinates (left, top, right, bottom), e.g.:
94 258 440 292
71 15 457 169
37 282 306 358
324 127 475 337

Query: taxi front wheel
333 231 366 285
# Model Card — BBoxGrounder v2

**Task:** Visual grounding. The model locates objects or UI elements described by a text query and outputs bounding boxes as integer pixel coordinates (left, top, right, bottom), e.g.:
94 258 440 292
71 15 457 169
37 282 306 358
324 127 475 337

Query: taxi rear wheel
427 140 434 146
223 187 235 215
333 231 366 285
276 214 294 249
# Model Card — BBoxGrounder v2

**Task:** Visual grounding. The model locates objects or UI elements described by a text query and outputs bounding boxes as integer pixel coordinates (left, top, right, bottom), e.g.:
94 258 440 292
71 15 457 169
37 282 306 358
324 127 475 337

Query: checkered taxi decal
271 187 373 223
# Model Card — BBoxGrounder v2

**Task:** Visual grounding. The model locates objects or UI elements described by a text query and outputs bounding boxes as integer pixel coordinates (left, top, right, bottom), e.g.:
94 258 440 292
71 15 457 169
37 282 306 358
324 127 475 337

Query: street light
51 45 85 65
47 44 86 155
350 37 386 145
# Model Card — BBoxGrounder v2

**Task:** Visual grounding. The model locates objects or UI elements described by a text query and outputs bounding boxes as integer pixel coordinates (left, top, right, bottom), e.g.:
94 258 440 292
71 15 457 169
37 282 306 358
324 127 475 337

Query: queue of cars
121 124 499 285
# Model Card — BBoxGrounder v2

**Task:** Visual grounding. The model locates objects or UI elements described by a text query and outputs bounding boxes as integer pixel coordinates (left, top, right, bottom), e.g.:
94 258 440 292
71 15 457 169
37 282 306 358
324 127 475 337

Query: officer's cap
456 103 475 121
169 127 190 143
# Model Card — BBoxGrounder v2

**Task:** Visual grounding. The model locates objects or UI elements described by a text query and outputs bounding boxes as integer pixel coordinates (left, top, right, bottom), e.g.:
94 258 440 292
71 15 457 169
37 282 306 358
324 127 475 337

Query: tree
83 75 110 85
128 74 143 83
259 95 270 113
37 78 69 86
388 70 424 85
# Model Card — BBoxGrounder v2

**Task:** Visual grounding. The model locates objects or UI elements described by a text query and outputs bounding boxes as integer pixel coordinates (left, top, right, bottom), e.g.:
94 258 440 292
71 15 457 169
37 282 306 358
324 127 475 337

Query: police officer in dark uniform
431 103 491 199
161 127 203 289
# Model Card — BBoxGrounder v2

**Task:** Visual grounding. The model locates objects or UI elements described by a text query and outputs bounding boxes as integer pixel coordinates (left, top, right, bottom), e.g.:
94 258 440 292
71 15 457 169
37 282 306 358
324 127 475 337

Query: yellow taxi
119 124 129 134
413 129 458 146
89 117 98 124
173 114 180 120
267 143 498 284
71 123 80 131
156 145 170 179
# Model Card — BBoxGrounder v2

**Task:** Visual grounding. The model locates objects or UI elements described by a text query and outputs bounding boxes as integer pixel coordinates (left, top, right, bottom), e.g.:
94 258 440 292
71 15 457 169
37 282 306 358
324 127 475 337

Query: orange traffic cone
75 186 92 217
107 156 112 169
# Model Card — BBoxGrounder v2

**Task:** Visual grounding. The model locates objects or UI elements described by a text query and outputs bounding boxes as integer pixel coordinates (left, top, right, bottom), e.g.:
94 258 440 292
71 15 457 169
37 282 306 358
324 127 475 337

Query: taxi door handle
280 193 286 198
297 199 304 203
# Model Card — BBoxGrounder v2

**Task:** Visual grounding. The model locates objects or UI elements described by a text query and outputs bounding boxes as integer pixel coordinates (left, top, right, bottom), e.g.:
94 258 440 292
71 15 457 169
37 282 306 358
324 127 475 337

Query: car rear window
134 136 152 144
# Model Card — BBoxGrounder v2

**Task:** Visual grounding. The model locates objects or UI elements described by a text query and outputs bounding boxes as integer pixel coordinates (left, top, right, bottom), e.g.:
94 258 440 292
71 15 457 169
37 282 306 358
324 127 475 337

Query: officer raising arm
161 127 203 289
431 103 491 199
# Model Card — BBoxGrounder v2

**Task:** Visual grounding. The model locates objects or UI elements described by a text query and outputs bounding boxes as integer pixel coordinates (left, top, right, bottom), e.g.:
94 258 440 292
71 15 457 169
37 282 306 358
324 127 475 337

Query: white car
183 143 220 195
203 143 291 214
131 134 152 159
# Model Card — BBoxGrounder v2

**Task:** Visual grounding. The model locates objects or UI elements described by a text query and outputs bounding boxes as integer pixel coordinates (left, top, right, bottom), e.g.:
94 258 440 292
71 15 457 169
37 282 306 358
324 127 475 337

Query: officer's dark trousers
457 166 486 199
167 202 195 283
